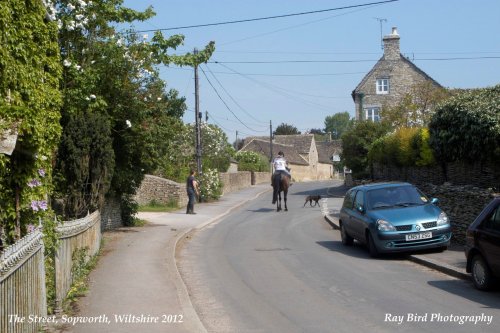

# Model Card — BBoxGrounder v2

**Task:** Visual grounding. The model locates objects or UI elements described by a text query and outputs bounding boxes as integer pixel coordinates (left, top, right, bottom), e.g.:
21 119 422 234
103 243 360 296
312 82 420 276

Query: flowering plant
199 168 222 201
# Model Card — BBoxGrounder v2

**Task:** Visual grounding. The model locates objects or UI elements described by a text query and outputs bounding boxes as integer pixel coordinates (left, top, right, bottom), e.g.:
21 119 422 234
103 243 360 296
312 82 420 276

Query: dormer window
376 78 389 94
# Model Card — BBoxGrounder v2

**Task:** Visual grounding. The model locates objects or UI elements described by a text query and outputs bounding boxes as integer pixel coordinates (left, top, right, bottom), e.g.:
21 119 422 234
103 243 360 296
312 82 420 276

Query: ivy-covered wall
0 0 62 245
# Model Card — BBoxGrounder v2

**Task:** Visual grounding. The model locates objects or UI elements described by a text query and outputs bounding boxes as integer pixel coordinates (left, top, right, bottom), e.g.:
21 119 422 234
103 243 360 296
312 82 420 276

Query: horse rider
272 151 291 204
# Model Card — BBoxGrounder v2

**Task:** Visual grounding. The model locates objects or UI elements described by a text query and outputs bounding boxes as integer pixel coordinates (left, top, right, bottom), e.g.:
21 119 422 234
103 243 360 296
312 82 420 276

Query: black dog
303 195 321 207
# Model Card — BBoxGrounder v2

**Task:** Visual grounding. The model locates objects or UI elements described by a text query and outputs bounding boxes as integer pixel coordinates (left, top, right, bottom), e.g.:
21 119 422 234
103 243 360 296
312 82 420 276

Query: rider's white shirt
273 157 287 171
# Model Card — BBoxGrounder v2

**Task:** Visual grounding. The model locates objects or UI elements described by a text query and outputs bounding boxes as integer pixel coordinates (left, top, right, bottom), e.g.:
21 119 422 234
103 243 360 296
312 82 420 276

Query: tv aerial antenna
374 17 387 50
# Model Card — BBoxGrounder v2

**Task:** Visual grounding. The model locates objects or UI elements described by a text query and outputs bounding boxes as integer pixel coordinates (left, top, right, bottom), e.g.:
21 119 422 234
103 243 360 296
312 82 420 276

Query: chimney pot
391 27 399 35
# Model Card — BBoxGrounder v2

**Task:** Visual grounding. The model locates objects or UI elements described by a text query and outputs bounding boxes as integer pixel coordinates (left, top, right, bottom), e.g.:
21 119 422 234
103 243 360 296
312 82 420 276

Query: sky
122 0 500 143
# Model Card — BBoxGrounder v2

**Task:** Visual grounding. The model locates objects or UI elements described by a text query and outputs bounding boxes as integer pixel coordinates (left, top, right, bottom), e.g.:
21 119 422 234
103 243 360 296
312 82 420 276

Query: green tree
324 112 353 139
50 0 214 223
274 123 300 135
341 121 390 178
381 81 449 128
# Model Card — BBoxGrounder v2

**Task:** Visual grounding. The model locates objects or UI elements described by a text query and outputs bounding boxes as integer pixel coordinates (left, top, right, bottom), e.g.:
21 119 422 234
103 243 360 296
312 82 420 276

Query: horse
272 172 290 212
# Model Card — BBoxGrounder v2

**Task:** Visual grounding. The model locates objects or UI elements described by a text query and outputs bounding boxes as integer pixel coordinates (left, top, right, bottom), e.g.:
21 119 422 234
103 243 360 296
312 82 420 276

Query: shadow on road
427 280 500 309
316 240 414 261
247 208 276 213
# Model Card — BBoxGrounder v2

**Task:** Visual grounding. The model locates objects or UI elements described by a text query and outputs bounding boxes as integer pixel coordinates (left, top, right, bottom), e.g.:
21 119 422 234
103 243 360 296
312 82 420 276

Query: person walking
186 169 200 214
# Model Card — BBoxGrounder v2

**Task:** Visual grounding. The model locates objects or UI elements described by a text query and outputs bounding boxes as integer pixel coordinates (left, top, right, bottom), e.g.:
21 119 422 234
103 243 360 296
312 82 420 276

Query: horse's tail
274 173 281 192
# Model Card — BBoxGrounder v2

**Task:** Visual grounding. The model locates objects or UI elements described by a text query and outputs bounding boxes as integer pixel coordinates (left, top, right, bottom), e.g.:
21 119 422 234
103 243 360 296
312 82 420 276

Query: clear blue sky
122 0 500 143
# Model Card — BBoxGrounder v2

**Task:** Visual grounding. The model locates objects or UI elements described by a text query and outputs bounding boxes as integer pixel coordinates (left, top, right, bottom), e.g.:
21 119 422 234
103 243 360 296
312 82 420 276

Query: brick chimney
383 27 400 60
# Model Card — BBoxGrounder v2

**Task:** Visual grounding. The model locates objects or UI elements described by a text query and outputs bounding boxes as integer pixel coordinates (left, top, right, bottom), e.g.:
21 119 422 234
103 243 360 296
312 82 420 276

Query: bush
341 121 391 178
369 127 435 168
199 168 222 201
235 151 269 172
429 85 500 163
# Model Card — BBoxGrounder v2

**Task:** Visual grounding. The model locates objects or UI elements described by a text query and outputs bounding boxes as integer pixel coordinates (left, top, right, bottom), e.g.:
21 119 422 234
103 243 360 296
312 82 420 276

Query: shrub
341 121 391 178
199 168 222 201
368 127 435 168
429 85 500 163
235 151 269 172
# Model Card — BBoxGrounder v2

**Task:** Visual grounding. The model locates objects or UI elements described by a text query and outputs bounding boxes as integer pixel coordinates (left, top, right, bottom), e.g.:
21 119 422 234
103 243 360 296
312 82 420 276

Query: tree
324 112 353 139
50 0 214 223
274 123 300 135
381 81 450 128
341 121 390 178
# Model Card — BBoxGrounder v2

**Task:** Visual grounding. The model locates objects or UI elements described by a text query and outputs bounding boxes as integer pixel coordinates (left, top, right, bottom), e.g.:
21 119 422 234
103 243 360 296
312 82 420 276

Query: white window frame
376 78 389 94
365 107 381 122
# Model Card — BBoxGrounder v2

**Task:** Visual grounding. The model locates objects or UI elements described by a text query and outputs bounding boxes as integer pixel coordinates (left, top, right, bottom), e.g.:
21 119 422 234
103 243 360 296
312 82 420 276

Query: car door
478 203 500 275
340 189 357 237
350 190 368 240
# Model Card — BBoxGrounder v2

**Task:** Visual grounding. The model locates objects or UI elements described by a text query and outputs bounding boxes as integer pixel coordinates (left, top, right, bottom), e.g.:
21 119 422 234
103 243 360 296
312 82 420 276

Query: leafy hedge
234 151 269 172
429 85 500 163
369 127 435 168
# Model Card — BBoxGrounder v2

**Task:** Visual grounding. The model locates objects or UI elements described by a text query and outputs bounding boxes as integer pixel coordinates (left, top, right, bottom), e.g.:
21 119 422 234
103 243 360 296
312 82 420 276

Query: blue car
339 182 452 257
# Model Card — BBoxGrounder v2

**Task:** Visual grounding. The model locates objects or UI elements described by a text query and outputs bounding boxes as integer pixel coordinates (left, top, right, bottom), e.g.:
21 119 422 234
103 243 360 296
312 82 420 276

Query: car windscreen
366 186 429 210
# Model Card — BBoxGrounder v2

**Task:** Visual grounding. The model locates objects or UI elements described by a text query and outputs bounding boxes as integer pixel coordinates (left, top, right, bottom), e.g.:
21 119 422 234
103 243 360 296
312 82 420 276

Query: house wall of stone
354 59 432 120
317 163 333 180
291 164 315 181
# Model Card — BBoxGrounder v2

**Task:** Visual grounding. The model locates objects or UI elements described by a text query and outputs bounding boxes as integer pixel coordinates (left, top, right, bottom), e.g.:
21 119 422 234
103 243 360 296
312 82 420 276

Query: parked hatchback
339 182 452 257
465 197 500 290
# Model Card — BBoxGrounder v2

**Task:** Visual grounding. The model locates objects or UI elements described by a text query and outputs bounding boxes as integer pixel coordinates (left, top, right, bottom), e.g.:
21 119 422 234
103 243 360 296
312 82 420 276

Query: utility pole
269 120 273 173
194 48 202 176
374 17 387 50
235 130 238 149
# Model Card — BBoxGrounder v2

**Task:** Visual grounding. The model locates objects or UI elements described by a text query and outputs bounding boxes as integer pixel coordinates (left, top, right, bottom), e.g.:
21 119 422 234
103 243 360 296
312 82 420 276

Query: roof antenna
374 17 387 50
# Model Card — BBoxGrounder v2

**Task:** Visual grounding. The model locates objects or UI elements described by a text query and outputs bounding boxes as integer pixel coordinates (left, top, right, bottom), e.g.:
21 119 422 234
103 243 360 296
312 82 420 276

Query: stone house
351 27 441 121
239 134 337 181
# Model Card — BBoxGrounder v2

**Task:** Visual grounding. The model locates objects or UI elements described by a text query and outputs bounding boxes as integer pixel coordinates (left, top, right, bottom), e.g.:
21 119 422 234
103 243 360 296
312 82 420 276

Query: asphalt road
178 180 500 333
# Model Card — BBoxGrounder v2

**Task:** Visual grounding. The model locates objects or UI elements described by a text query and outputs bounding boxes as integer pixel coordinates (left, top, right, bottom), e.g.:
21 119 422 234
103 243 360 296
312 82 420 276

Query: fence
54 211 101 313
0 210 102 332
0 229 47 333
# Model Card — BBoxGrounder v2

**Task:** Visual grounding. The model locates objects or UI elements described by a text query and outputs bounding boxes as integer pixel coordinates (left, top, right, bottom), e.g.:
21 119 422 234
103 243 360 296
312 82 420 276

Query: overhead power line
210 56 500 64
199 67 266 133
134 0 398 33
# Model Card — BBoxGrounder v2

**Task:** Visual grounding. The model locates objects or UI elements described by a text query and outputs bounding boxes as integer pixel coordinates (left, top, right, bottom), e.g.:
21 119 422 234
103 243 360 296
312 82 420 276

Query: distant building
352 27 441 121
239 134 340 181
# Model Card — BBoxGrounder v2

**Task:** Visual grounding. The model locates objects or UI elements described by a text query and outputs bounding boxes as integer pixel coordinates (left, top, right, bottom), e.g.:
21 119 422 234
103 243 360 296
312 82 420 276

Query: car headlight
377 219 396 231
437 212 449 226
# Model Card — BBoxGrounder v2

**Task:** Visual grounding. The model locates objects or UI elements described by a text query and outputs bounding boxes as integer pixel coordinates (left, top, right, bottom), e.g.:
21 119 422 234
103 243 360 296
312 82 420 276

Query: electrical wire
134 0 398 33
203 64 268 124
199 67 267 133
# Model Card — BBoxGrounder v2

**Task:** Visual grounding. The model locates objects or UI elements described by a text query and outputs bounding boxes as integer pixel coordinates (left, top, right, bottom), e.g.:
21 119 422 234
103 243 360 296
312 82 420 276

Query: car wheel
340 223 353 246
471 254 493 291
367 232 379 258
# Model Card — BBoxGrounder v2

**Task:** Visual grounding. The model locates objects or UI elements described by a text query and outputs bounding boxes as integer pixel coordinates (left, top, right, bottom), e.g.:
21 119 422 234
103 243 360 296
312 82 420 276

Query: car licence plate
405 231 432 241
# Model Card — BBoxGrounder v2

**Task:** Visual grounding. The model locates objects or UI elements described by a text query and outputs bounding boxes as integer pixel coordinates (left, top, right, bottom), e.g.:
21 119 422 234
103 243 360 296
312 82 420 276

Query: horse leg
277 191 282 211
284 190 288 211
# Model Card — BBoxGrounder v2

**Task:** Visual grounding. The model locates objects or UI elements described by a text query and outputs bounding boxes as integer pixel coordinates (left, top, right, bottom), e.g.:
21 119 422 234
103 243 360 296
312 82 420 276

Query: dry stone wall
419 183 498 245
134 175 188 208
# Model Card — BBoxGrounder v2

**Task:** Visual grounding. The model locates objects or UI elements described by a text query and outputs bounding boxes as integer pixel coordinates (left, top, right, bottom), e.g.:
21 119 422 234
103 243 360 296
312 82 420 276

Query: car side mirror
430 198 439 204
356 204 365 214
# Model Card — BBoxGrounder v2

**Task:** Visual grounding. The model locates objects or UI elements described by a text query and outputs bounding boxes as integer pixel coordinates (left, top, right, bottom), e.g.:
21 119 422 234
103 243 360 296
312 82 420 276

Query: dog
303 195 321 207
